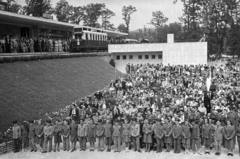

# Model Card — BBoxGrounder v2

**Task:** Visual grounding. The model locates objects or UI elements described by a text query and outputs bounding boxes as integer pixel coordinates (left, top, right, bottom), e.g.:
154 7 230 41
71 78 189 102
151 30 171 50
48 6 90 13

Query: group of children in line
11 114 240 156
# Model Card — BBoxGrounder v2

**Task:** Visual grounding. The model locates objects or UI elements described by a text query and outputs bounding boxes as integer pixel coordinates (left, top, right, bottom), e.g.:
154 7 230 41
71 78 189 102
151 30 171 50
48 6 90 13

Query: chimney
167 34 174 43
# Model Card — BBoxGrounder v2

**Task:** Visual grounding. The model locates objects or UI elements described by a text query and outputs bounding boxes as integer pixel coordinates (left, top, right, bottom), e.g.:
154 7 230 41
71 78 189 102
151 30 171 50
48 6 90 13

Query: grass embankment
0 56 122 132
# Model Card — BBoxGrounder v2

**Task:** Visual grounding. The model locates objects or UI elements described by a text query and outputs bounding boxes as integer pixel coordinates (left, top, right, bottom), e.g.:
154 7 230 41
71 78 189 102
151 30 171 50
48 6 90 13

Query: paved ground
1 144 240 159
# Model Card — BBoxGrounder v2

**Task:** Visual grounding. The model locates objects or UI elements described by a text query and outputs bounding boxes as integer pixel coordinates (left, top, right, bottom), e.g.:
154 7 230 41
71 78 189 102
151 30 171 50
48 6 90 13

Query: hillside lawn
0 56 123 132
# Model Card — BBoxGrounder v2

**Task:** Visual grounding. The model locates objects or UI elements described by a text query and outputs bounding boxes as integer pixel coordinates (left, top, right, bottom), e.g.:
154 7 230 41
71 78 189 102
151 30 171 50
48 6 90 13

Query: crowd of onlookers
1 59 240 156
0 35 72 53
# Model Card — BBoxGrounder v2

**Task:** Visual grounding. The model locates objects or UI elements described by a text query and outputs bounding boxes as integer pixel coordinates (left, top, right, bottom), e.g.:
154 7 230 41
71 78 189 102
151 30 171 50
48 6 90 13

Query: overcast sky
17 0 183 31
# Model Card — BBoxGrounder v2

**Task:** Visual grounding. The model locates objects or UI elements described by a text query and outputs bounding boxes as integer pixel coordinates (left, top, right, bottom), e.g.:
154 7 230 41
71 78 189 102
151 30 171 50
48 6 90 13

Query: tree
122 5 137 33
68 6 85 24
2 0 22 13
55 0 72 22
83 3 106 27
9 3 22 13
101 8 115 30
150 11 168 28
23 0 52 17
117 23 128 33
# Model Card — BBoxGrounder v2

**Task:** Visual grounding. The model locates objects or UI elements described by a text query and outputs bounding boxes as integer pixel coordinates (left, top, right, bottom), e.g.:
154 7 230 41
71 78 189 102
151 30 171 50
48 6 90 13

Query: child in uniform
103 119 112 152
62 120 70 151
96 119 104 151
112 120 122 152
87 119 96 151
122 119 131 152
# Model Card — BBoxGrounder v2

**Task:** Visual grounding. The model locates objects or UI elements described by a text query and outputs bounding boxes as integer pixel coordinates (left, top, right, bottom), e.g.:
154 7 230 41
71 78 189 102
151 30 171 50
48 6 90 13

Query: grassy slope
0 57 122 132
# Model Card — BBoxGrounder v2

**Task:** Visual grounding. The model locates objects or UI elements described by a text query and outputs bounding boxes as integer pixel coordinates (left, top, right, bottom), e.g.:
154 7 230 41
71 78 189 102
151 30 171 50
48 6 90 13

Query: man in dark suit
5 35 11 53
69 103 80 121
204 92 211 114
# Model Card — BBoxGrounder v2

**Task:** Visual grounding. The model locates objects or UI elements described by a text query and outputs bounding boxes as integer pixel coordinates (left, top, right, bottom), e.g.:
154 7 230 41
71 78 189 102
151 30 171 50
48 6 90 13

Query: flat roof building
109 34 207 73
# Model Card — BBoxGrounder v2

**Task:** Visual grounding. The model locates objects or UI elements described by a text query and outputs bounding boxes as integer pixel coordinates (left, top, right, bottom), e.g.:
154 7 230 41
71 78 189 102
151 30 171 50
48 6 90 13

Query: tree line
3 0 240 56
2 0 136 33
129 0 240 57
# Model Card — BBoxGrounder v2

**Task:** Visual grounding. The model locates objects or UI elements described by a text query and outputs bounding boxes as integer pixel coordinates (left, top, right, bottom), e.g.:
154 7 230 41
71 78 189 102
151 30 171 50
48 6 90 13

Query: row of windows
116 54 163 60
86 33 107 41
75 33 107 41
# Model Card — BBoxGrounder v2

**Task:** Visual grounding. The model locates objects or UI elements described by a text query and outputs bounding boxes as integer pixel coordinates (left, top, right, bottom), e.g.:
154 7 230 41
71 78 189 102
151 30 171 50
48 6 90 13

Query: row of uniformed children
11 116 240 156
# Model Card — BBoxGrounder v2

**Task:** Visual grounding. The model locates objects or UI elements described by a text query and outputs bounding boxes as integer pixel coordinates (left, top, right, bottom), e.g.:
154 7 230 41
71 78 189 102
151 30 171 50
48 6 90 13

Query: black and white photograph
0 0 240 159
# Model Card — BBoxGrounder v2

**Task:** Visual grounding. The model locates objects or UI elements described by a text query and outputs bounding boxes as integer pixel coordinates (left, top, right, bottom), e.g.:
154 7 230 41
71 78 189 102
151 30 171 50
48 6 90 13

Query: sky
17 0 184 31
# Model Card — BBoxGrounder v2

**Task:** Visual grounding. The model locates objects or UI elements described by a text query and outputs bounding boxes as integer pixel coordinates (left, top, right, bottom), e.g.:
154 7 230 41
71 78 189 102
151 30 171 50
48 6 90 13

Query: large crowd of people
1 60 240 157
0 35 72 53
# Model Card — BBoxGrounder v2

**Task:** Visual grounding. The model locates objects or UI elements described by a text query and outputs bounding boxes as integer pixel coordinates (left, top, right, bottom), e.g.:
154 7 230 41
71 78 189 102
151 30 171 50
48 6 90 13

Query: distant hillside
0 57 123 132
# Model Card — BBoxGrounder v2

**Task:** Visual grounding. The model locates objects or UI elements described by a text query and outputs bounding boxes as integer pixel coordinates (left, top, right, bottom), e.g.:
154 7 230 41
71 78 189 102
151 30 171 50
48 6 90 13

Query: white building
108 34 207 73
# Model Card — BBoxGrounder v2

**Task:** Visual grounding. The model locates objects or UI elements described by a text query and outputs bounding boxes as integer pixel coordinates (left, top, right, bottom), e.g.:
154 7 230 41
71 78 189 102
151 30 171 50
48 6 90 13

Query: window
116 55 120 60
123 55 127 60
152 55 155 59
129 55 133 60
145 55 149 59
158 54 162 59
138 55 142 59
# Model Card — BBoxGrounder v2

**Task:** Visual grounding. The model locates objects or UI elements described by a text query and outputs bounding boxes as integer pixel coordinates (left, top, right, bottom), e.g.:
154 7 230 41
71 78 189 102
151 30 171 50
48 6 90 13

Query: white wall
112 52 163 73
109 42 207 73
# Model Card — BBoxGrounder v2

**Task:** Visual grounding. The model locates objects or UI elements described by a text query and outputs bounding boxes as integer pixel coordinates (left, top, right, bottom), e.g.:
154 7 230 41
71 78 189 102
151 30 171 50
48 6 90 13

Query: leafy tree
101 8 115 30
117 23 128 33
83 3 106 27
23 0 52 17
68 6 85 24
9 2 22 13
150 10 168 28
122 5 137 33
55 0 72 22
2 0 22 13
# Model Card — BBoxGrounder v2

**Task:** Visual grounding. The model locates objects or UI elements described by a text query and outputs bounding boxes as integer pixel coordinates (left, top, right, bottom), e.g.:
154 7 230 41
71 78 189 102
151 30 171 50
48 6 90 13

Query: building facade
108 34 207 73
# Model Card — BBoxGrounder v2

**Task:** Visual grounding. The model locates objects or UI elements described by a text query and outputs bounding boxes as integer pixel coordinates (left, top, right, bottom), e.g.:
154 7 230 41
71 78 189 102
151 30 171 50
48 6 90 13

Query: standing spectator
172 119 182 154
182 120 191 154
142 119 152 152
213 121 224 156
69 104 80 121
112 120 122 152
204 93 211 114
5 35 11 53
96 119 104 151
29 38 34 53
53 119 62 152
41 38 45 52
164 119 172 152
202 119 212 154
12 120 21 153
131 118 141 153
122 119 131 152
28 120 37 152
62 119 70 151
103 119 112 152
87 119 96 151
191 121 201 155
21 121 29 152
70 119 77 152
77 119 87 151
35 120 44 152
153 119 165 153
42 119 54 153
224 120 235 156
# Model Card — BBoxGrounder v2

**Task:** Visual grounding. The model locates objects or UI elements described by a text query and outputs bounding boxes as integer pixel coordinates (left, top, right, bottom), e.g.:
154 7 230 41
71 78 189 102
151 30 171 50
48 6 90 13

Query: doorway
20 27 30 38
